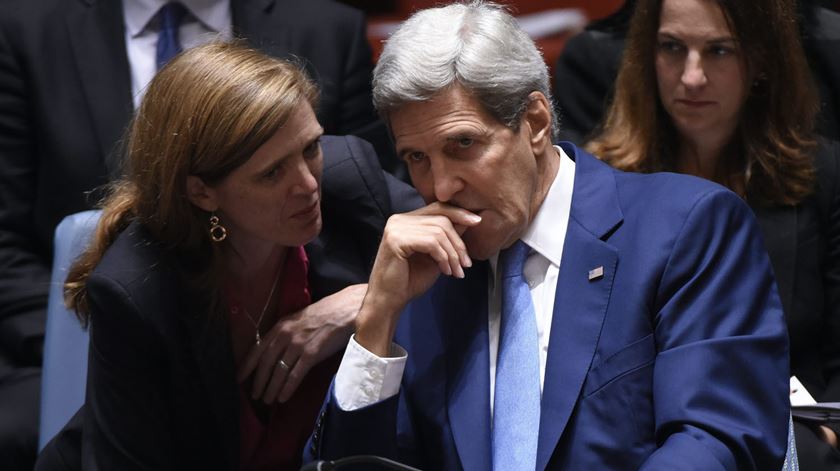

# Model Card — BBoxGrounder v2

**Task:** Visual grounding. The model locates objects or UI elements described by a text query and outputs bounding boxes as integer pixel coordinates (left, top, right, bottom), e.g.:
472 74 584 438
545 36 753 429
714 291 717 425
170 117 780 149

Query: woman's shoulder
814 138 840 176
91 221 176 295
809 138 840 220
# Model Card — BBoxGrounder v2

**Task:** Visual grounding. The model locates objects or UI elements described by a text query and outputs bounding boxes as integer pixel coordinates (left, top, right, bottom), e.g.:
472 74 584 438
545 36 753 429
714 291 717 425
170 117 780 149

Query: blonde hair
66 41 318 323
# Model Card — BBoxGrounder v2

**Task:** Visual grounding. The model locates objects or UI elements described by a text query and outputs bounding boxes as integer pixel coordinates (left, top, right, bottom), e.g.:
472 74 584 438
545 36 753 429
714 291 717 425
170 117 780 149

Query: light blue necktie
156 2 187 70
493 240 540 471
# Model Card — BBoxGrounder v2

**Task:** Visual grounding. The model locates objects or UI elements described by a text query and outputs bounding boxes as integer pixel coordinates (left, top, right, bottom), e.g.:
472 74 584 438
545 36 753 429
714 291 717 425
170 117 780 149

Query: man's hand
237 284 367 403
819 425 839 448
355 203 481 356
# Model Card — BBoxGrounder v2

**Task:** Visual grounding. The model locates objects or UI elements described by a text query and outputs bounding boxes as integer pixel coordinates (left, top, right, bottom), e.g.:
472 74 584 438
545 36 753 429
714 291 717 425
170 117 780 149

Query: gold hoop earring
209 213 227 242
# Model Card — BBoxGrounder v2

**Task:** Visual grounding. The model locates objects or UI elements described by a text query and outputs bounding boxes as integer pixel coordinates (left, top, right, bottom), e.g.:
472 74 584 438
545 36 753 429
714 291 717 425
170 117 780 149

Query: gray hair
373 1 558 141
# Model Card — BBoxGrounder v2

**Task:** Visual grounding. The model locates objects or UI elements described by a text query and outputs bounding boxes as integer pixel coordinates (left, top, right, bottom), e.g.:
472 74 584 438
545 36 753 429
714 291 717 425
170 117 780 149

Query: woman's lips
291 200 319 219
676 99 715 107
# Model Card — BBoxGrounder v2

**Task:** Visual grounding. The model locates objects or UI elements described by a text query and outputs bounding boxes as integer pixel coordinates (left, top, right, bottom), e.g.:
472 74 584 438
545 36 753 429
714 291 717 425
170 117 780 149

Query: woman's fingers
276 344 319 403
250 333 290 399
237 341 264 383
261 347 301 403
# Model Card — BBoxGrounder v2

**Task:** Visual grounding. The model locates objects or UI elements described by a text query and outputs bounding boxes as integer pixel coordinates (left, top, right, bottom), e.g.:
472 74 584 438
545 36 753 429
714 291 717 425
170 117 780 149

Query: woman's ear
523 91 553 155
185 175 217 212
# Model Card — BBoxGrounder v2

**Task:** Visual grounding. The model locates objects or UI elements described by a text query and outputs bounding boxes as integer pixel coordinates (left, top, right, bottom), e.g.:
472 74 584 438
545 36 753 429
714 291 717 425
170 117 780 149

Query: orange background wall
342 1 625 75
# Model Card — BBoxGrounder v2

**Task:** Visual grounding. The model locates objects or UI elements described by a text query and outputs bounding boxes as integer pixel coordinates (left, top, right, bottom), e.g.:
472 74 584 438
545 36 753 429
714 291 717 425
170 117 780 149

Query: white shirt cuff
334 334 407 411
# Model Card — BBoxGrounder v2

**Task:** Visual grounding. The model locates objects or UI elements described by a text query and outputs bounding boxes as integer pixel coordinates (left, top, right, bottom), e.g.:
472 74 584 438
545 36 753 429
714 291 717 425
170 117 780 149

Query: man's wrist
355 292 403 357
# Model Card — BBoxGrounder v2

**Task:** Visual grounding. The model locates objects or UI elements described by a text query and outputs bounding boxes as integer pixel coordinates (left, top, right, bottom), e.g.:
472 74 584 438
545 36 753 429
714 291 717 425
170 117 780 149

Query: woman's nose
681 52 708 89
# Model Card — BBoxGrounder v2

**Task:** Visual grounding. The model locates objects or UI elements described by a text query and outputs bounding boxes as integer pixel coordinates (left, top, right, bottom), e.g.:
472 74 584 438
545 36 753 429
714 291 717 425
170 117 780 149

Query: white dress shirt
335 146 576 411
123 0 232 107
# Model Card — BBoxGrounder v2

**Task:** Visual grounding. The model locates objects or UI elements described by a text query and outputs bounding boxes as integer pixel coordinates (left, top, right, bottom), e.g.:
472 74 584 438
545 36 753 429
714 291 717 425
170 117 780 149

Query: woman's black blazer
752 139 840 401
36 135 421 470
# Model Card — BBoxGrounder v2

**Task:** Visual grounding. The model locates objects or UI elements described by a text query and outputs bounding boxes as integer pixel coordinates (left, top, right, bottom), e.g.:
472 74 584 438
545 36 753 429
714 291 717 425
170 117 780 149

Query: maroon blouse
227 246 341 471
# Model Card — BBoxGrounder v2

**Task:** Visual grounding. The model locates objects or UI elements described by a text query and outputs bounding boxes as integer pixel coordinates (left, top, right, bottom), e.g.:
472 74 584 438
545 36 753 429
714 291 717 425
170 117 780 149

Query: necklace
240 266 283 346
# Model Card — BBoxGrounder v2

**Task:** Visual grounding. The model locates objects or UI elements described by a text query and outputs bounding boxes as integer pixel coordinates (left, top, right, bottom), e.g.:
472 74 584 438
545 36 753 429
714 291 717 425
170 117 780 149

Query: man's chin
463 231 498 262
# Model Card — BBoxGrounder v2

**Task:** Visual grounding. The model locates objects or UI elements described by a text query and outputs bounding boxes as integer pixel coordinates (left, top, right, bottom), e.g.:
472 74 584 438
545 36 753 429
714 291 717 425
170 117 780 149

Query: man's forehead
390 88 499 142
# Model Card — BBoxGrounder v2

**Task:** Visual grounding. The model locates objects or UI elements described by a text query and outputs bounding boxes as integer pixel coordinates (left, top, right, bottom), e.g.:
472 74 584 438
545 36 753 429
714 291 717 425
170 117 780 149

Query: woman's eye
304 138 321 158
264 167 281 180
708 45 734 56
658 41 683 54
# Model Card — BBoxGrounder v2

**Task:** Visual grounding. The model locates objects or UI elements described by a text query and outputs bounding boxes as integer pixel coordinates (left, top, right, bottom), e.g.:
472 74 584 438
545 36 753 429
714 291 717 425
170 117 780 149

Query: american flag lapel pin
588 266 604 281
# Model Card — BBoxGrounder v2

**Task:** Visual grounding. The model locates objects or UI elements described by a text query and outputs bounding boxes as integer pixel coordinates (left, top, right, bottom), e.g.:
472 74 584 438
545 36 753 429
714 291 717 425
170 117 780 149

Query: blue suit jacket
312 143 790 470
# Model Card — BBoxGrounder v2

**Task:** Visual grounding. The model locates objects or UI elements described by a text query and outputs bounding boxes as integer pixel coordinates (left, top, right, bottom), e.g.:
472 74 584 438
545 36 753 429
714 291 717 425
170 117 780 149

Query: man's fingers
411 202 482 228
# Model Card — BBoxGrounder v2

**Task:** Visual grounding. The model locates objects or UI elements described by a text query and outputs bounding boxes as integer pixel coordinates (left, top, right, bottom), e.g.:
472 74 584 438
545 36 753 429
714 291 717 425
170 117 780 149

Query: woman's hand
237 283 367 403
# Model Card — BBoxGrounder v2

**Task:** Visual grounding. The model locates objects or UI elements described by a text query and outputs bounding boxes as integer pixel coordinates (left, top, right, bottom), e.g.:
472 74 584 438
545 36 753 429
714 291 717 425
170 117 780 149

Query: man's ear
523 91 553 155
185 175 217 212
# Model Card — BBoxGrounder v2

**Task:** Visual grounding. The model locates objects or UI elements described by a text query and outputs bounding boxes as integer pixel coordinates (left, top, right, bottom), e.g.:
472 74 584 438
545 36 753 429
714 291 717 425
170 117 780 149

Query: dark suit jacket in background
34 135 422 470
0 0 396 368
312 143 790 470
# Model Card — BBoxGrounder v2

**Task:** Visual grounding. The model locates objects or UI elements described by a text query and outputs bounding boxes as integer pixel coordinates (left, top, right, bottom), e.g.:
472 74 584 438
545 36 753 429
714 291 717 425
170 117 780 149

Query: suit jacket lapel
65 0 133 177
444 264 493 471
536 144 622 470
182 303 239 471
752 205 797 317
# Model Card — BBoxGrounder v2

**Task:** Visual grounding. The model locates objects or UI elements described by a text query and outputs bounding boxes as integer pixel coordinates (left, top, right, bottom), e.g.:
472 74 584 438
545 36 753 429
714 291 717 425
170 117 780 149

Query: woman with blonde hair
588 0 840 467
36 41 419 470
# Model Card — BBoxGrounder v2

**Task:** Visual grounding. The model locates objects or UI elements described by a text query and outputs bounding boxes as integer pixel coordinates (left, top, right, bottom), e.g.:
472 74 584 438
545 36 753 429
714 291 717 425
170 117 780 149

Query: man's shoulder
616 167 732 202
246 0 364 29
569 143 737 212
0 0 79 28
570 147 751 235
615 169 751 233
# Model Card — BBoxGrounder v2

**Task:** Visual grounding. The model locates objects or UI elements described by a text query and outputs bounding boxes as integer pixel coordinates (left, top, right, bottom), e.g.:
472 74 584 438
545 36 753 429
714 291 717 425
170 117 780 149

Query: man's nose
430 159 464 203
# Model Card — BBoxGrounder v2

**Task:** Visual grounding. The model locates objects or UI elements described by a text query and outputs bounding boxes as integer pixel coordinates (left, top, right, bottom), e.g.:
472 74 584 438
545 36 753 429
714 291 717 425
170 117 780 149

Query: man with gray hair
308 2 789 469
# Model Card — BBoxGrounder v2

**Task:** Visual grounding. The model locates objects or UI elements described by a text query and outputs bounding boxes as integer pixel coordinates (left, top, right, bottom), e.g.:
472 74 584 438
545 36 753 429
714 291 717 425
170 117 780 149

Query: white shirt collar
124 0 230 38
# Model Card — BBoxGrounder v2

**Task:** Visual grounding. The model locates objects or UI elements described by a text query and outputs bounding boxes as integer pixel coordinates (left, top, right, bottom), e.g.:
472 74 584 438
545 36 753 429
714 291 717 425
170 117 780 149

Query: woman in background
37 42 418 470
588 0 840 468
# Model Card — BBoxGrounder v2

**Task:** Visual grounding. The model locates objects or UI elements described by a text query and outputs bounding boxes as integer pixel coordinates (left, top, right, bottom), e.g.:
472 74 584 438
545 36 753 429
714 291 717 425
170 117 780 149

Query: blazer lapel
444 264 493 471
536 144 622 470
182 305 239 471
65 0 133 177
752 205 797 317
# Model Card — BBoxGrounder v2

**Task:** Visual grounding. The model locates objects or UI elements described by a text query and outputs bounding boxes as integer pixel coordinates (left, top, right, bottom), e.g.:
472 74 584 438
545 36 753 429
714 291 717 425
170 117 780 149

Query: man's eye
457 138 473 148
407 152 426 163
